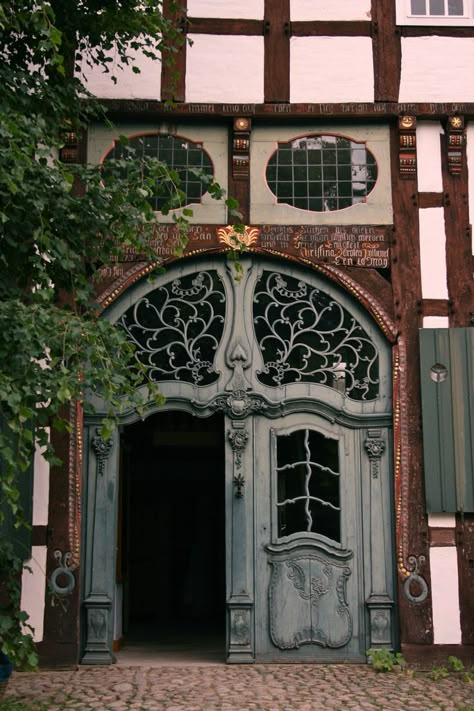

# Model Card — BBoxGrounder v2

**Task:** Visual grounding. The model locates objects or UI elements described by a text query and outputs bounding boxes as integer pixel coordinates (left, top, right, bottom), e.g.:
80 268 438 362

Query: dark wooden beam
291 20 371 36
161 0 187 102
264 0 290 103
440 131 474 327
402 26 474 37
187 18 263 35
418 192 444 209
372 0 401 101
98 99 474 120
390 122 433 646
422 298 450 316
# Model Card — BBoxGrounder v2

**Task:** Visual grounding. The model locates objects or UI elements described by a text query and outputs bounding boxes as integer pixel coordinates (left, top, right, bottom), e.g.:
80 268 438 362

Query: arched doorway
81 255 396 664
119 410 226 661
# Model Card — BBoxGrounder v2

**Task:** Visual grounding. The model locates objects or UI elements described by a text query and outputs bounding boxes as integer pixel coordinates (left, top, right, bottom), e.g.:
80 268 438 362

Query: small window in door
276 429 340 543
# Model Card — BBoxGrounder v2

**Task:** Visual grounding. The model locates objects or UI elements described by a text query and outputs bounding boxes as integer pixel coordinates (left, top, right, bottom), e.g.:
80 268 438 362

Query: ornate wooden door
81 255 395 664
254 414 363 661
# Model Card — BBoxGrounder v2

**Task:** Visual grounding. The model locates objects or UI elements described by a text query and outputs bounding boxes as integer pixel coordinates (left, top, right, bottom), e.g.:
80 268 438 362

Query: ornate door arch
81 255 395 663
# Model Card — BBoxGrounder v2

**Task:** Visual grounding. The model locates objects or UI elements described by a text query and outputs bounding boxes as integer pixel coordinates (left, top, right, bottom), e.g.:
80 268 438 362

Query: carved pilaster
364 429 386 479
91 429 113 476
446 115 465 175
227 601 254 664
228 424 249 497
398 115 417 179
81 594 114 664
366 595 394 650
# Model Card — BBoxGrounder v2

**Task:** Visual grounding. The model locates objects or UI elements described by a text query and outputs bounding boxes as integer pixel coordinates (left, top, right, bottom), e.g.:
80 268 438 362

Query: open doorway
117 410 226 663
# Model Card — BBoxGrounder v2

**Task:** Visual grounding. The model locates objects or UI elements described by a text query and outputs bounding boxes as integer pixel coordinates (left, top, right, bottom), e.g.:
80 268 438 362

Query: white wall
400 38 474 102
188 0 264 18
33 434 50 526
20 547 47 643
419 208 448 299
79 47 161 100
290 37 374 103
423 316 449 328
186 35 264 103
291 0 371 21
430 547 462 644
416 122 444 194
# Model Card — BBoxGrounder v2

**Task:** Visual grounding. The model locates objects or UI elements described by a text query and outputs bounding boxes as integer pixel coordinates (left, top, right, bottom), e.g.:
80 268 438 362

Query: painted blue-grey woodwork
419 328 474 513
81 255 395 663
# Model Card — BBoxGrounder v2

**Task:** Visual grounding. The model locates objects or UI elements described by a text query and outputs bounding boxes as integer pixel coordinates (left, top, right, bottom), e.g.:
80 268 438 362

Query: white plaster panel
467 123 474 245
88 122 228 223
187 0 264 18
416 122 443 193
33 432 50 526
428 513 456 528
79 48 161 100
422 316 449 329
400 38 474 102
430 546 462 644
21 546 47 642
186 35 264 103
291 0 371 21
290 37 374 103
419 208 448 299
251 124 392 225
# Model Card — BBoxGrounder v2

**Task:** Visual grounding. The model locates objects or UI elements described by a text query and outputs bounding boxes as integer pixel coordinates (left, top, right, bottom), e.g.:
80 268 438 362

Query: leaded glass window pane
266 135 377 213
103 134 214 211
119 270 225 386
276 429 340 542
253 271 379 401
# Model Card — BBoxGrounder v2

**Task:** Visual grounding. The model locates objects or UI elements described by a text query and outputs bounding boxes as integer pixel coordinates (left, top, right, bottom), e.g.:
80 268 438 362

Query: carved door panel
254 414 365 661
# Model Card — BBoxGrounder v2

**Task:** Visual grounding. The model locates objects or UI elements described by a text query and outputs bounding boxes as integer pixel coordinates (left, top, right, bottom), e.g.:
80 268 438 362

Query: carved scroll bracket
91 429 113 476
364 429 385 478
228 423 249 498
210 389 269 419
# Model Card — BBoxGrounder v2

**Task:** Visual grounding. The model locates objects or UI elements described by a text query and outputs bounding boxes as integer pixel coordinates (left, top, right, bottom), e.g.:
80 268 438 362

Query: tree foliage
0 1 236 668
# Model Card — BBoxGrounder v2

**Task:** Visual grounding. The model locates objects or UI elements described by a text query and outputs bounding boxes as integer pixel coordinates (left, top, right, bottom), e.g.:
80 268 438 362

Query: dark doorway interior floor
117 411 226 664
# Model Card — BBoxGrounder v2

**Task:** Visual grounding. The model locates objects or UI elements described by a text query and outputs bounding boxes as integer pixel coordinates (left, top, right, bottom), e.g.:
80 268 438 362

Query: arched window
266 134 377 212
103 133 214 211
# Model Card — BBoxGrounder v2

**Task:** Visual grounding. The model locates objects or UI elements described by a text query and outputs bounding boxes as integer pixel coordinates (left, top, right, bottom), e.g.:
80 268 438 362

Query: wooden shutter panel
0 415 34 560
419 328 474 513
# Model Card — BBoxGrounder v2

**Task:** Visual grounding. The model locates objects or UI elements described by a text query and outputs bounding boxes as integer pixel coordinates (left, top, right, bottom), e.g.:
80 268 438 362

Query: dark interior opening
119 410 226 659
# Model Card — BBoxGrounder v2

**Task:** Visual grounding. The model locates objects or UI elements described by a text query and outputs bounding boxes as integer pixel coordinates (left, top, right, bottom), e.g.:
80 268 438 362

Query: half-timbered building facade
21 0 474 666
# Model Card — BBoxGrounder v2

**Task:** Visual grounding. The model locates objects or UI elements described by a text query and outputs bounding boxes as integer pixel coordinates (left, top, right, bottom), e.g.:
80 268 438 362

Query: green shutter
0 415 34 560
419 328 474 513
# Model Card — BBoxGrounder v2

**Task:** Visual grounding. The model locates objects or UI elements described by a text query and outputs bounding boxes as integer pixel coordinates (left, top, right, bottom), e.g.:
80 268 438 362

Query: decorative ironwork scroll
119 270 226 386
253 271 379 400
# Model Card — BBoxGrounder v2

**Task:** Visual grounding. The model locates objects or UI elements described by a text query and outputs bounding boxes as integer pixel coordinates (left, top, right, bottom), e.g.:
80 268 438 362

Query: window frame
396 0 474 25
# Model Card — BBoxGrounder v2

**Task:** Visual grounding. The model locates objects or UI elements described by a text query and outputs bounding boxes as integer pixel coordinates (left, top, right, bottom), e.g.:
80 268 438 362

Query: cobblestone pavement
3 664 474 711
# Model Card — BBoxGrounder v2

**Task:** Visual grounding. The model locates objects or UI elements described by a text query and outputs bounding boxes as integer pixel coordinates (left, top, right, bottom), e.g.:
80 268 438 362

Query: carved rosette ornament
92 429 113 476
364 430 385 478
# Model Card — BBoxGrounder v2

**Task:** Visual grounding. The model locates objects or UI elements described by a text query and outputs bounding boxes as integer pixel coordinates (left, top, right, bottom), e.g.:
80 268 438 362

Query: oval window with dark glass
266 134 377 212
103 133 214 211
